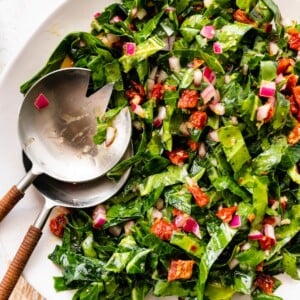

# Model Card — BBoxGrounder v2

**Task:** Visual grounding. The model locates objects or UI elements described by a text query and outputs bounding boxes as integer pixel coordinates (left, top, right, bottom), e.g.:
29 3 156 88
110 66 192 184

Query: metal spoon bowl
0 67 132 222
0 144 132 299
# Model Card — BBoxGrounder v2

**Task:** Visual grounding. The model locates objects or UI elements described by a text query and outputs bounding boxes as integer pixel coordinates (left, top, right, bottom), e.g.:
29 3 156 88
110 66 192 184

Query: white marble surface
0 0 65 74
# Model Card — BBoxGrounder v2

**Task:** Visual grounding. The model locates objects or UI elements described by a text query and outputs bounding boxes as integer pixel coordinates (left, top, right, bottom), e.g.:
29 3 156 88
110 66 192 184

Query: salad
21 0 300 299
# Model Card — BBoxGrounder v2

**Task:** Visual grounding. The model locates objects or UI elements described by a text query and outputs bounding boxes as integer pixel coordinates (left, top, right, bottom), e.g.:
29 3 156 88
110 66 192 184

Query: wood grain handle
0 186 24 222
0 225 42 300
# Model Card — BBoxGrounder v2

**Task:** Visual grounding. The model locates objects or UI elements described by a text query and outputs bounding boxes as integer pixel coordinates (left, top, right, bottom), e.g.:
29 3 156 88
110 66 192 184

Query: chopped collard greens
22 0 300 299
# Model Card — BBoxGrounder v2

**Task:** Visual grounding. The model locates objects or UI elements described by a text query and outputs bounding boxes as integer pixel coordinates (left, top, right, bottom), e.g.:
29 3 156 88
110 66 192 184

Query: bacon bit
254 273 276 294
34 93 50 110
177 89 199 109
126 80 145 104
288 28 300 51
292 86 300 106
168 260 195 281
277 58 294 75
49 213 68 237
247 213 256 223
233 9 255 25
166 149 189 166
262 216 277 226
150 83 164 101
288 123 300 145
187 139 200 152
188 111 208 129
256 262 264 272
285 74 299 93
192 58 205 68
216 206 237 223
186 177 210 208
60 55 74 68
150 218 178 240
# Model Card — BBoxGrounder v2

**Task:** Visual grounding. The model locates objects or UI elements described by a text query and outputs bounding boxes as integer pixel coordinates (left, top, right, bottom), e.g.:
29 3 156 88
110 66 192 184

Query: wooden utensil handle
0 186 24 222
0 225 42 300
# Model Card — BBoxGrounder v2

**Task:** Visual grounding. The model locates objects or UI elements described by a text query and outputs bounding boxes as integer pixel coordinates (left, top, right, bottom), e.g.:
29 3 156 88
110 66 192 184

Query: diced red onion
168 35 176 50
248 230 264 240
200 25 216 39
193 69 203 86
132 120 143 131
93 12 101 18
131 103 146 118
110 15 123 23
240 242 251 251
269 42 279 56
256 102 272 122
208 130 219 142
275 73 285 84
209 102 225 115
125 42 136 56
230 214 241 228
153 106 167 128
213 42 223 54
136 8 147 20
124 220 135 235
198 142 206 158
151 208 163 220
179 122 190 136
259 81 276 98
169 56 181 73
109 225 122 236
92 204 107 229
147 79 155 96
157 70 168 83
228 258 239 270
203 66 216 84
34 93 49 110
201 84 217 104
183 217 201 238
263 224 276 242
105 126 116 147
174 214 188 228
165 6 176 13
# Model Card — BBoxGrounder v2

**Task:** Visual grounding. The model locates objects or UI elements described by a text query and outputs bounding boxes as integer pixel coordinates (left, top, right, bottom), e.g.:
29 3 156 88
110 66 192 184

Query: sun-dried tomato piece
168 260 195 281
177 89 199 109
189 111 207 129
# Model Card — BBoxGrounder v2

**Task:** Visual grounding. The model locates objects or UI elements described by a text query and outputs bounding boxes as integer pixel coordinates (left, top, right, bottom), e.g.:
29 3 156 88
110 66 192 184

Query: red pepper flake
34 93 50 110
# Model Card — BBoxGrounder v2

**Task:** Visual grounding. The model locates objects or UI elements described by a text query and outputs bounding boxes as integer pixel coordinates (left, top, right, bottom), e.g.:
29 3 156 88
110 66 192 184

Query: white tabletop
0 0 65 74
0 0 64 282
